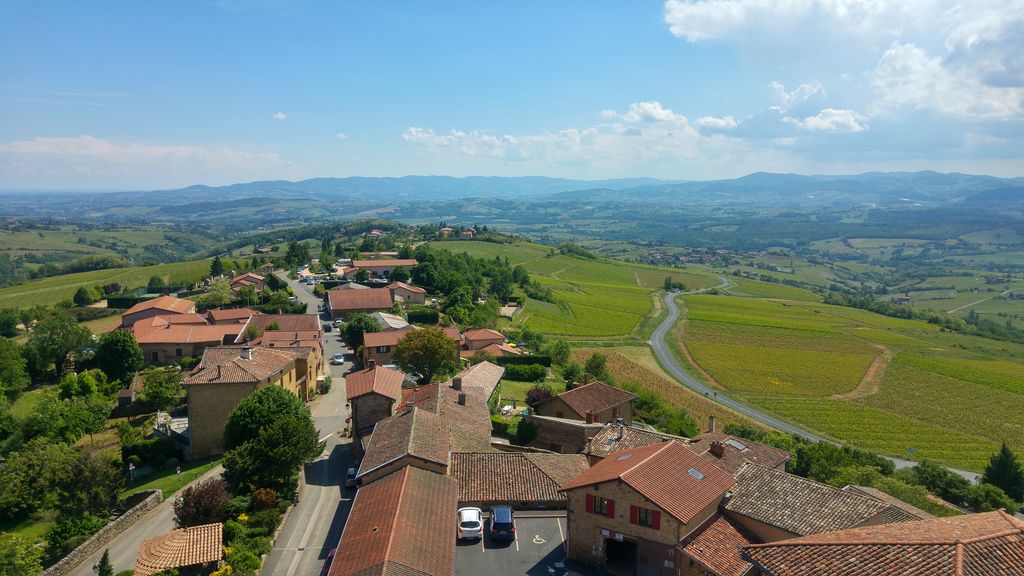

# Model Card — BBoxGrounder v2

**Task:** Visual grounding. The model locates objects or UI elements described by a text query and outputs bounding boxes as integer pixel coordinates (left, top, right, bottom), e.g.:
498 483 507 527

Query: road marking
319 433 333 443
283 453 332 575
515 538 519 552
557 517 564 547
533 535 546 544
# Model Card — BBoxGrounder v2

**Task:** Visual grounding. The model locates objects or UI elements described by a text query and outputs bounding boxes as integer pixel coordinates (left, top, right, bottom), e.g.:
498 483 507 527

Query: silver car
456 507 483 540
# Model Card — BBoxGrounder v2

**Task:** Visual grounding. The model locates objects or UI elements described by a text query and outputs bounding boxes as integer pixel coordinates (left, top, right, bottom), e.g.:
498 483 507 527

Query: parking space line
557 517 565 552
514 538 519 552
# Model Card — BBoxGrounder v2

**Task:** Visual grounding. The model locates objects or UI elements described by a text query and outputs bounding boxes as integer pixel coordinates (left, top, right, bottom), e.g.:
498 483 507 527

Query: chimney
707 414 716 434
584 373 590 386
614 423 624 441
457 392 466 405
452 377 462 390
368 359 376 370
404 401 414 414
585 410 596 424
709 441 726 458
241 346 253 360
216 365 222 379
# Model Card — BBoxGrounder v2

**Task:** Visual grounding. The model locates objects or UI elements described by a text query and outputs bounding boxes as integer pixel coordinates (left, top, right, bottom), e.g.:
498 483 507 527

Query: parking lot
455 514 581 575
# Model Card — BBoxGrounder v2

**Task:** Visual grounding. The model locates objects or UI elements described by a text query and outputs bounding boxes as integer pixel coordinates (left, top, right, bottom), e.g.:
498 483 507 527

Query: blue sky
1 0 1022 189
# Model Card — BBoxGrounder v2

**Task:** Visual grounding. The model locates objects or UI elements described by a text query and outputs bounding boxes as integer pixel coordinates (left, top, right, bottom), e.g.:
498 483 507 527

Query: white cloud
769 81 824 111
334 132 348 140
783 108 868 132
599 109 617 119
621 101 688 124
694 115 739 129
871 42 1024 120
0 135 293 188
272 111 288 121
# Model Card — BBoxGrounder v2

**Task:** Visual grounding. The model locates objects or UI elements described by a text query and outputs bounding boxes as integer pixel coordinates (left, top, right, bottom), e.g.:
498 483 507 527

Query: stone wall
524 414 601 454
42 489 163 576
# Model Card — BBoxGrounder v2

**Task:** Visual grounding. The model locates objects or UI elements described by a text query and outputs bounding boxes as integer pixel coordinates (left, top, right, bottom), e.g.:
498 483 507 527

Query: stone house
182 346 301 459
346 362 404 439
360 328 415 368
355 407 450 486
560 441 736 576
327 288 394 320
132 315 241 365
230 272 264 293
462 328 507 351
120 295 197 328
387 280 426 305
534 381 637 424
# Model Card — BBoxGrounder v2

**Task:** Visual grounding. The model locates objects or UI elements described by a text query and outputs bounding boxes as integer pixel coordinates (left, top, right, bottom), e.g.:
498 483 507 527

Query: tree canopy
24 312 92 381
0 338 30 400
95 330 144 384
982 442 1024 503
392 327 458 384
137 368 186 413
343 313 379 349
223 385 309 451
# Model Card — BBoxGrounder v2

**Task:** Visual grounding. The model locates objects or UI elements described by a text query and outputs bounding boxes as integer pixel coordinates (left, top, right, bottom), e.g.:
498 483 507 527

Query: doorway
604 537 638 576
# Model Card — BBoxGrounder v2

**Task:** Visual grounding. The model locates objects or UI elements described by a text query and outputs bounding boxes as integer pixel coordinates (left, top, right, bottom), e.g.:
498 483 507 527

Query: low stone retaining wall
41 489 163 576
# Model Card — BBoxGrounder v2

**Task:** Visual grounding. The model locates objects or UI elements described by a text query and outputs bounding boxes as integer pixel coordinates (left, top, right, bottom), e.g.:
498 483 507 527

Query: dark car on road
488 505 516 541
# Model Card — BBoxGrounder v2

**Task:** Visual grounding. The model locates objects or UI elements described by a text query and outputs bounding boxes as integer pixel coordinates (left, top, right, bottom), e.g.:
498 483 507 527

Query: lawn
9 388 45 418
120 456 223 500
0 515 52 543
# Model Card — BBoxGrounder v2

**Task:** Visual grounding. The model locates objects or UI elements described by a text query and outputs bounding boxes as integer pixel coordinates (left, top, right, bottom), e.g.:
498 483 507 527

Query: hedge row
496 355 552 367
503 363 547 382
407 307 440 325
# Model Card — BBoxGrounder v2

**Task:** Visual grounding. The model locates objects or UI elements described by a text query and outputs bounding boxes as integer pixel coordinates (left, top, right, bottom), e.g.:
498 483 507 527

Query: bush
495 355 552 367
503 363 547 382
227 549 261 575
525 384 552 406
173 478 230 528
226 495 251 518
407 306 439 325
45 515 106 557
508 418 538 445
490 415 513 436
247 508 281 533
123 437 178 469
222 520 245 545
251 488 277 511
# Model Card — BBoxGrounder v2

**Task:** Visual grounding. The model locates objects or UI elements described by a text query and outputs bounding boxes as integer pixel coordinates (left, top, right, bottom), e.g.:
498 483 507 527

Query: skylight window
616 454 632 461
725 439 749 452
688 468 704 480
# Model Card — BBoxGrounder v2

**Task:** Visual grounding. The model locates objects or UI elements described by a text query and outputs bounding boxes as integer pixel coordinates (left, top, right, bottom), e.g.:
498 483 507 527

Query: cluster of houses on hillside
329 374 1024 576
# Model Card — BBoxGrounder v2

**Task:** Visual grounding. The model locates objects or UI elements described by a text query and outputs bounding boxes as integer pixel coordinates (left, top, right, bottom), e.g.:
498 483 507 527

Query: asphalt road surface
650 287 981 482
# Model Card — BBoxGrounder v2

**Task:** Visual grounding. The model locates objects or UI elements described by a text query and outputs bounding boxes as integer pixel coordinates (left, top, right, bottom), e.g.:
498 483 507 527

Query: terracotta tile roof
357 408 450 480
687 433 792 475
369 311 410 330
451 452 589 506
682 515 760 576
438 377 496 453
585 423 685 459
387 281 426 294
134 523 223 576
843 485 934 522
724 464 890 537
329 466 458 576
328 288 394 312
363 327 416 349
742 510 1024 576
452 361 504 397
561 441 735 524
123 295 196 317
207 307 258 322
347 365 405 401
442 327 463 343
248 313 321 333
134 323 242 345
463 328 505 342
399 383 439 414
549 381 636 418
256 330 321 349
460 342 520 358
351 259 419 269
184 346 297 385
231 272 264 282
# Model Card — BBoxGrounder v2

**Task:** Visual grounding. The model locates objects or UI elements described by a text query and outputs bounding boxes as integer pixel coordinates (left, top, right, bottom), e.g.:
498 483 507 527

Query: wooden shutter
606 499 615 519
629 505 638 524
652 510 661 530
585 493 594 513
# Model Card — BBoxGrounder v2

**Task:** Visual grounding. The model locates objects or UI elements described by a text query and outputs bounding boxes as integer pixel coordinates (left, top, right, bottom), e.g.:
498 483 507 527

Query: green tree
95 549 114 576
137 368 185 412
967 482 1017 512
0 308 20 337
343 313 379 349
389 266 410 283
512 265 529 287
0 533 44 576
392 327 459 384
95 330 144 384
489 269 514 302
355 268 370 283
209 255 224 277
544 339 571 366
56 448 122 516
241 323 260 343
73 286 95 307
25 312 92 380
583 352 613 384
561 362 583 389
224 416 323 493
236 284 258 306
223 385 308 451
982 442 1024 503
0 338 30 400
397 245 413 259
147 275 165 292
0 437 73 519
173 478 230 528
200 278 234 307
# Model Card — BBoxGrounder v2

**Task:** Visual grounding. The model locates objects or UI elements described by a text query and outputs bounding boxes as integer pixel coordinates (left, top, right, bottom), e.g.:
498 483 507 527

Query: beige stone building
120 295 197 328
534 381 637 424
387 280 426 305
346 363 404 438
183 346 301 459
355 407 450 486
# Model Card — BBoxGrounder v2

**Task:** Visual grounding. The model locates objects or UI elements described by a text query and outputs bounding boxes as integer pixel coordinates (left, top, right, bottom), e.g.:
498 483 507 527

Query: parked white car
456 507 483 540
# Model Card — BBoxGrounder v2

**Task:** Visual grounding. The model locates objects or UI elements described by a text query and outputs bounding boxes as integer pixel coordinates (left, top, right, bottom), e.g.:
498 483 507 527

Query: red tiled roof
551 381 636 418
387 281 426 294
452 361 504 397
724 464 890 537
362 327 416 349
123 295 196 317
135 523 222 576
438 377 495 453
231 272 264 282
351 259 418 269
207 307 258 322
328 288 394 312
843 485 934 522
560 441 735 524
442 326 463 343
687 433 792 475
463 328 504 342
134 323 241 345
347 365 405 401
460 342 520 358
585 423 685 459
682 515 760 576
329 466 457 576
399 383 439 414
450 452 589 506
357 408 450 480
256 329 321 349
742 510 1024 576
184 346 297 385
247 313 321 334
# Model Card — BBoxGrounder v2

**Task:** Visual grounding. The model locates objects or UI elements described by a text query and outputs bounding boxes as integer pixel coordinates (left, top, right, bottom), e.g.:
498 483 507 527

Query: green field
677 293 1024 470
0 258 212 309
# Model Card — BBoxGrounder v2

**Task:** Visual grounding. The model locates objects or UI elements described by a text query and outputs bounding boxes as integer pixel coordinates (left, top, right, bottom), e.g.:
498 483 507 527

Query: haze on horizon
1 0 1022 190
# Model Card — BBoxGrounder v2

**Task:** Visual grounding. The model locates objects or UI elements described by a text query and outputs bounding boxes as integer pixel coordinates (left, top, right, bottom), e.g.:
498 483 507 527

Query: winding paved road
650 286 981 482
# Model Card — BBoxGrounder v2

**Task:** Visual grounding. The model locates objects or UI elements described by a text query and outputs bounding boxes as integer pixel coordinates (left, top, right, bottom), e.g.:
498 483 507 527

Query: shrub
247 508 281 533
226 495 251 518
123 437 178 469
503 363 547 382
525 384 552 405
45 515 106 557
490 416 513 436
407 306 439 325
250 488 277 511
173 478 230 528
495 355 552 367
227 549 261 575
222 520 245 545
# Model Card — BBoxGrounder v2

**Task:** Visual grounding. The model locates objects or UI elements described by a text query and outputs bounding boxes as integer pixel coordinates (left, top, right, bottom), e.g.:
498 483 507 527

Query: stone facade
187 380 261 459
42 490 163 576
141 341 219 366
534 396 633 425
565 481 720 576
352 393 396 437
524 414 602 454
389 285 425 305
357 454 448 486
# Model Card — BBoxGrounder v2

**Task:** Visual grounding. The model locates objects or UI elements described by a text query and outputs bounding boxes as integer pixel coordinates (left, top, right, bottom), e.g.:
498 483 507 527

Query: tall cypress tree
982 442 1024 503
